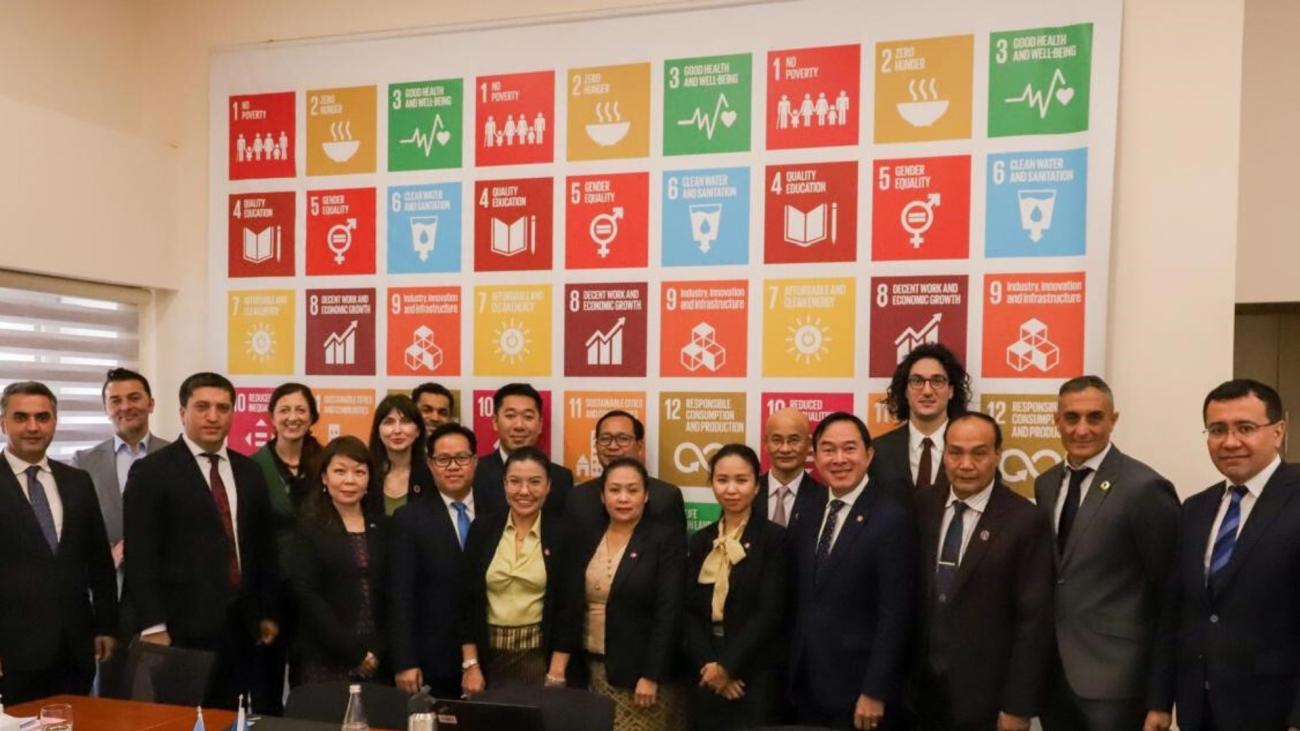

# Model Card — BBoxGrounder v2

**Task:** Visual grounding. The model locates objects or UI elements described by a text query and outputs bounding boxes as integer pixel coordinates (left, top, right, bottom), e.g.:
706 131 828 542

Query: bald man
757 408 827 529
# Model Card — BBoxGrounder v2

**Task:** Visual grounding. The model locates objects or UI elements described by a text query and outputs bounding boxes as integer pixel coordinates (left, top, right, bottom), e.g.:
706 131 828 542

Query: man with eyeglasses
756 407 827 529
1149 379 1300 731
391 422 480 699
569 409 686 542
869 343 971 498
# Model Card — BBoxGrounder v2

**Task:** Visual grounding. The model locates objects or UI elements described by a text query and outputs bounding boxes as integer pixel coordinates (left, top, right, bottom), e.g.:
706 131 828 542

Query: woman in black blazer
287 435 390 685
459 447 577 694
684 443 788 730
363 394 434 516
575 457 685 731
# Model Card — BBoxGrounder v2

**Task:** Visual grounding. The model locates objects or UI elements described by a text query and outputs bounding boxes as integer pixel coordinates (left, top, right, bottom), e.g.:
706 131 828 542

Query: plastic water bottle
341 684 369 731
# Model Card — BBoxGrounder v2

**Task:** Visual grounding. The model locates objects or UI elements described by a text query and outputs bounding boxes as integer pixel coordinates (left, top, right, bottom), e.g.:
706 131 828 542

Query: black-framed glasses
596 433 637 447
431 453 474 468
907 374 949 390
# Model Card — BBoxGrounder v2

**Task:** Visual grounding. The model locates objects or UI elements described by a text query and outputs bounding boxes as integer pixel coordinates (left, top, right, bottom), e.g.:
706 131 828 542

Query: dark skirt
688 631 774 731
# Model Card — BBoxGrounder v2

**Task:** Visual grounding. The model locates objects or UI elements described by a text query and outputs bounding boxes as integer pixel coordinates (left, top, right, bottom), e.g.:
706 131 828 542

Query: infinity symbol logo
674 441 723 473
999 448 1062 483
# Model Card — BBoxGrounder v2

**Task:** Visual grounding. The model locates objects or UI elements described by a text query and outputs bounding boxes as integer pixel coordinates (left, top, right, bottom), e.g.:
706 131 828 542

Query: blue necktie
452 501 471 549
1209 485 1248 590
815 499 846 576
935 501 968 602
25 465 58 552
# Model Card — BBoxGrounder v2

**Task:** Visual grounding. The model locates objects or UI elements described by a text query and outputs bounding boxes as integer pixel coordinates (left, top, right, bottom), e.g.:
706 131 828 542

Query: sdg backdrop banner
210 0 1121 525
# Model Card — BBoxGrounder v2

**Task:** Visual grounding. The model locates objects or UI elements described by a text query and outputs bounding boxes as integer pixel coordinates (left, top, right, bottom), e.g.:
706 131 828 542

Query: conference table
6 696 402 730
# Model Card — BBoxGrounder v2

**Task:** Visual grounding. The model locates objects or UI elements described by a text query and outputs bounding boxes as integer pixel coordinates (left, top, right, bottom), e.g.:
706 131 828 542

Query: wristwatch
461 658 480 671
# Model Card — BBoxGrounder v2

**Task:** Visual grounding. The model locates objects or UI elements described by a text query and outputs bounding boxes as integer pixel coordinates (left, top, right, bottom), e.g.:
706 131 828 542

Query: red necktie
202 453 241 589
917 437 935 489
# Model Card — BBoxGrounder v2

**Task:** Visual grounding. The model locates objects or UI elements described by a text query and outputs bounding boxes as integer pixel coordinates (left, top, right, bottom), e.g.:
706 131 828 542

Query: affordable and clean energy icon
590 207 623 258
896 78 950 127
586 101 630 146
327 219 356 264
586 317 626 366
786 316 832 365
241 225 282 264
1006 318 1060 373
901 193 941 248
676 93 738 140
1004 68 1075 119
410 216 438 261
688 204 723 253
323 320 358 366
894 313 942 363
680 322 727 372
489 215 537 257
399 114 451 156
494 319 532 365
1016 190 1057 242
244 322 276 363
783 203 837 248
404 326 444 371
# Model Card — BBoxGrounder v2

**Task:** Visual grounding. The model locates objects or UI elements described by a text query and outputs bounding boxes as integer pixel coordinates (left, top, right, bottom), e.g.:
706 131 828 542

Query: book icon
783 203 837 248
490 215 536 257
242 225 282 264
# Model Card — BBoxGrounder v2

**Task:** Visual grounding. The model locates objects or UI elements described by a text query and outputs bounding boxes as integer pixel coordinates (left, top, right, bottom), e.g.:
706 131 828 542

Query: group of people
0 343 1297 731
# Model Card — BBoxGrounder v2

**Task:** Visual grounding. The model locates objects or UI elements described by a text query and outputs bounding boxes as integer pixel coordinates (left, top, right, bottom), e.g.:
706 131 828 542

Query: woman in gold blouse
459 447 576 693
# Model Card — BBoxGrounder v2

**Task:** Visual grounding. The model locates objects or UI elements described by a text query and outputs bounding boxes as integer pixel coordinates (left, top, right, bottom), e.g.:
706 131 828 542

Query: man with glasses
756 407 827 529
869 343 971 497
570 409 686 542
1149 379 1299 731
391 422 479 699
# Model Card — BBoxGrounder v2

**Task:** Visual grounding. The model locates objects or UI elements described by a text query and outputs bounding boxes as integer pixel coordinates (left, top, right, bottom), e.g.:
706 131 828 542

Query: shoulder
872 426 908 451
74 438 113 465
49 459 94 488
688 522 719 555
1034 461 1065 490
550 463 574 485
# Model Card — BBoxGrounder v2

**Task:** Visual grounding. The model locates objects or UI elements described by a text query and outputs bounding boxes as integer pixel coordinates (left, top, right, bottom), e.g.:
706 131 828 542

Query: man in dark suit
1149 379 1300 731
913 412 1053 730
392 422 479 698
868 343 971 498
0 381 118 704
411 381 455 431
570 409 686 541
789 412 915 730
471 383 572 517
1034 376 1180 731
757 407 827 529
123 372 279 710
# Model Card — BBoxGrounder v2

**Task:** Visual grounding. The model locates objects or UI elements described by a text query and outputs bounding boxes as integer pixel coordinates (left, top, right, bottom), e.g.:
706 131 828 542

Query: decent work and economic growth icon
895 313 942 362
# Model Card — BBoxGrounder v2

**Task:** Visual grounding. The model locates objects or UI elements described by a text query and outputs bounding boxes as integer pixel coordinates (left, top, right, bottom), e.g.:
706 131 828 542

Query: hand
111 540 125 569
1143 711 1173 731
543 674 566 688
461 665 485 695
94 635 117 663
720 679 746 701
997 711 1031 731
355 651 378 678
698 662 731 692
396 667 424 694
140 630 171 646
258 619 280 645
854 694 884 730
633 678 659 708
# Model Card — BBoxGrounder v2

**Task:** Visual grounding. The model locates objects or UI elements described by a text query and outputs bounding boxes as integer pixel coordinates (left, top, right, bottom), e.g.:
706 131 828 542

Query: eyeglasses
431 453 474 468
907 374 949 390
596 433 637 447
1204 421 1279 440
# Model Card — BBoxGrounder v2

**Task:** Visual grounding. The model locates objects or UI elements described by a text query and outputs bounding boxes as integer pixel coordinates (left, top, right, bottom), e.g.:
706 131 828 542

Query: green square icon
988 23 1092 137
388 79 463 171
663 53 752 155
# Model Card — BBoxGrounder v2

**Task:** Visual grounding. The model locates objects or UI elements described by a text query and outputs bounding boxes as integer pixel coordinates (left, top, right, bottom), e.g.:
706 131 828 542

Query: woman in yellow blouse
459 446 576 692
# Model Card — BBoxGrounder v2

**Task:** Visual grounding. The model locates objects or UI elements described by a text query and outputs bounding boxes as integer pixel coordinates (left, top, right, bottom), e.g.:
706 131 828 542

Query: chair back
119 640 216 707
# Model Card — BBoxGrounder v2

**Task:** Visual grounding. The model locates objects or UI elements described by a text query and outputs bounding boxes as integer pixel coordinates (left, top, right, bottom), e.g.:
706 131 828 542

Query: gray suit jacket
73 433 169 546
1034 444 1179 702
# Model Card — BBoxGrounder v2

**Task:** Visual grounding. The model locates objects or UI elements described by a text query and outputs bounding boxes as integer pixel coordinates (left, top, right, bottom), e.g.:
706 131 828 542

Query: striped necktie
1208 485 1248 592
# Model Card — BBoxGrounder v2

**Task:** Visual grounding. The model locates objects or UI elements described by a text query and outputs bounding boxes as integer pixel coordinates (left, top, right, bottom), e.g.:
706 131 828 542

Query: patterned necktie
917 437 935 489
815 499 846 574
452 501 471 549
935 501 968 602
772 484 791 527
25 465 58 552
1209 485 1248 592
202 453 241 588
1056 466 1093 554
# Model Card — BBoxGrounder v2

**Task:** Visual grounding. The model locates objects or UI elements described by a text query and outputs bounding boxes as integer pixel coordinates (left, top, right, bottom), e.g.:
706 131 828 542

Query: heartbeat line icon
676 93 737 140
1003 68 1075 119
399 114 450 156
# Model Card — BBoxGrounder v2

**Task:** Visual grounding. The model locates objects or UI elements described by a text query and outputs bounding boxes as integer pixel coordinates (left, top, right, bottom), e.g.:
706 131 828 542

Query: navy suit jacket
389 495 468 688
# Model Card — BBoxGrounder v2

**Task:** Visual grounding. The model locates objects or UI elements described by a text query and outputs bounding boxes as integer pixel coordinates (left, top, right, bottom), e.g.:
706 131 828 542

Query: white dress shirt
181 433 241 568
908 422 946 486
1052 442 1113 529
817 474 869 551
114 433 150 493
766 470 806 522
1203 454 1281 575
4 449 63 539
439 489 476 526
937 481 994 563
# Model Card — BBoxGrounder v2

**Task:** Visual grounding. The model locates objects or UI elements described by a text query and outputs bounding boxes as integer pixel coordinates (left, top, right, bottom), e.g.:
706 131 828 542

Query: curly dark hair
885 343 971 422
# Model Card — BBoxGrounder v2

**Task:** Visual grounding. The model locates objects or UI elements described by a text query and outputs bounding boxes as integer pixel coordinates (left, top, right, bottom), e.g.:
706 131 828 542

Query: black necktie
917 437 934 489
815 499 846 576
935 501 967 602
1057 466 1093 554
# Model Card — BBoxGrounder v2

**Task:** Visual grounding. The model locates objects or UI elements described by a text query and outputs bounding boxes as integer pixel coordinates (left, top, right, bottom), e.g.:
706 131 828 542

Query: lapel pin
1099 481 1112 493
979 530 990 542
543 548 551 557
743 542 751 550
855 515 864 523
630 551 638 559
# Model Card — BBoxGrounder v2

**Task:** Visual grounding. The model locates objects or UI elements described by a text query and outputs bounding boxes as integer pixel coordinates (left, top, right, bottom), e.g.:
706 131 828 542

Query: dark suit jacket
73 434 169 547
1151 461 1300 730
570 474 686 546
754 471 827 529
1034 445 1179 702
869 425 948 498
788 479 916 716
574 518 685 689
914 482 1054 723
684 517 787 682
459 511 579 663
390 495 467 687
123 438 278 640
0 457 118 673
472 450 573 518
287 512 389 671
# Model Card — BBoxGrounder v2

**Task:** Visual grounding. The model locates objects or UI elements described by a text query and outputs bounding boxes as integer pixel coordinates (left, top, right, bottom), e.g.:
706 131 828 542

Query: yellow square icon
228 290 295 374
567 63 651 161
307 85 377 175
474 284 552 377
762 277 856 378
874 35 973 143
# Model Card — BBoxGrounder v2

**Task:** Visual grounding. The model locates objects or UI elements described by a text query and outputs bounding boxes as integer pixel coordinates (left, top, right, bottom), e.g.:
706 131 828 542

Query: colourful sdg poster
471 389 552 457
758 392 853 473
306 188 376 276
387 183 462 274
229 387 274 455
661 167 750 267
475 70 554 166
316 389 376 443
766 44 860 150
567 63 650 161
229 92 295 180
565 172 649 270
228 192 294 278
659 280 748 378
473 177 553 272
473 284 552 377
865 391 902 439
986 148 1088 258
563 392 646 482
868 275 969 378
563 283 648 378
663 53 752 156
982 272 1085 379
388 78 463 171
227 290 294 375
981 393 1065 498
872 155 970 261
386 286 461 377
989 23 1093 137
306 86 376 176
304 288 376 377
763 161 858 264
761 277 855 378
658 391 746 489
874 35 973 143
